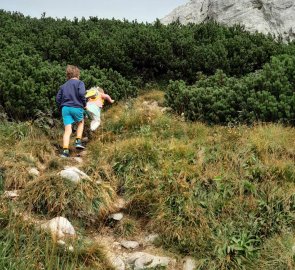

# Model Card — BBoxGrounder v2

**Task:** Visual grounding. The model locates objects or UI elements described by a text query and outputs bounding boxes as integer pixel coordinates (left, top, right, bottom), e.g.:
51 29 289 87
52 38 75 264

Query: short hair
66 65 80 80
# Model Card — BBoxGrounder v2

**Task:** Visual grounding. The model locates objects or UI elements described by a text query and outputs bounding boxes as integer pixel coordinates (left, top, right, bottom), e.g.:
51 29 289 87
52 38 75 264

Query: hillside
0 91 295 270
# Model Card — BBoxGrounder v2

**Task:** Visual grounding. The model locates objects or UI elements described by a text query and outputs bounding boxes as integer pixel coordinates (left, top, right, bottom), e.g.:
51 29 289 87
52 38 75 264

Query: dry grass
1 90 295 269
20 172 117 225
83 90 295 269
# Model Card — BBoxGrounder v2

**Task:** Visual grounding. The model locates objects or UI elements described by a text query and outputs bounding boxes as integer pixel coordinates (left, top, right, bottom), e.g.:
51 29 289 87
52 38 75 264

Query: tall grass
1 91 294 269
0 204 114 270
84 91 295 269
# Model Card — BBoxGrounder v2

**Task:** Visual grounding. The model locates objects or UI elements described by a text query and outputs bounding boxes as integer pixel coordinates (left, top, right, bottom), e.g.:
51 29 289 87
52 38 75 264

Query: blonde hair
97 87 104 93
66 65 80 80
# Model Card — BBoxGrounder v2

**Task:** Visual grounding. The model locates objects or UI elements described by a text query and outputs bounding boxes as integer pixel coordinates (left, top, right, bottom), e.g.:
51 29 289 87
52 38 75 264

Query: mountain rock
161 0 295 40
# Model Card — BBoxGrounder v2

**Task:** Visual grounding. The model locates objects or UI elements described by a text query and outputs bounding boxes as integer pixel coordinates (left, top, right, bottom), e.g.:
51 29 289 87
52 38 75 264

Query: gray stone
110 212 124 221
3 190 19 199
161 0 295 41
40 217 76 240
120 240 140 249
127 252 175 270
183 257 196 270
59 166 90 183
109 254 125 270
28 167 40 177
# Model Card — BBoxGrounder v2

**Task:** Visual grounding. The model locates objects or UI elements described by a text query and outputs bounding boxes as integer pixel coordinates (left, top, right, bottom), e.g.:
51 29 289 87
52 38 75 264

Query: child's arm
101 93 115 103
56 87 63 107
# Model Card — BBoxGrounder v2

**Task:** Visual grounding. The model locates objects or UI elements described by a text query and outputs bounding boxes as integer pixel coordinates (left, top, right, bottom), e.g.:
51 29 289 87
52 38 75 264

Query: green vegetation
0 91 294 269
84 91 295 269
166 55 295 124
1 7 295 269
0 10 294 123
0 205 114 270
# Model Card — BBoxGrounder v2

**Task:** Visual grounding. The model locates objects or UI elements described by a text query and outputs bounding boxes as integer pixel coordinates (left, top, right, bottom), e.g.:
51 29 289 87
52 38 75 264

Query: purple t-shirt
56 79 86 108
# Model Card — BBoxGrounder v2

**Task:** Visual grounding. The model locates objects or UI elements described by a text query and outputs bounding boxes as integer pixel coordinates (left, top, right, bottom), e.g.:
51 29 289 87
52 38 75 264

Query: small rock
28 167 40 177
40 217 76 240
110 212 124 221
109 254 125 270
120 240 140 249
59 166 90 183
127 252 175 270
3 190 19 198
68 245 74 252
183 257 196 270
57 240 66 246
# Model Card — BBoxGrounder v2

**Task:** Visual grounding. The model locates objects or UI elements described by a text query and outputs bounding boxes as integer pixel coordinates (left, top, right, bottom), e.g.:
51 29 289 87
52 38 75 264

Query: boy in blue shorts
56 65 86 157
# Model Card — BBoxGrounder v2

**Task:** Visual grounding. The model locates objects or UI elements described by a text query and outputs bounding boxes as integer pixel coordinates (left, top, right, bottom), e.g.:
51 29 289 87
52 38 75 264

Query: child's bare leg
76 120 84 139
63 124 72 149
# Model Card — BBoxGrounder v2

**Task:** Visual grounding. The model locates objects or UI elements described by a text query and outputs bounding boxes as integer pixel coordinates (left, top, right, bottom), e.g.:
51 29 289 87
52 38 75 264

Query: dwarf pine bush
166 55 295 125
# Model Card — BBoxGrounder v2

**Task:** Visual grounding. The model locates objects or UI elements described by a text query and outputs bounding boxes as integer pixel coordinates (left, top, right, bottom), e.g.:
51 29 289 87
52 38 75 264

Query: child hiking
85 87 114 131
56 65 86 157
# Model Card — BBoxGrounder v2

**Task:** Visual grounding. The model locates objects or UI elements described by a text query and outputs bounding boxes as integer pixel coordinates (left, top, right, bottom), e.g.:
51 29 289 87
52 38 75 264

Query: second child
85 87 114 131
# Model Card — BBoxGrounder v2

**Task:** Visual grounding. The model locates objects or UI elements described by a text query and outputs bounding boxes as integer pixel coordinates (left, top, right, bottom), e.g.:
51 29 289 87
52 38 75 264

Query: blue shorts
62 106 84 126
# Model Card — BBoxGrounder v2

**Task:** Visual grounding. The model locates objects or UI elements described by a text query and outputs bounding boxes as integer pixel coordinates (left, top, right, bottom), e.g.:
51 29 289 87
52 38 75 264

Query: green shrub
0 50 136 120
165 55 295 125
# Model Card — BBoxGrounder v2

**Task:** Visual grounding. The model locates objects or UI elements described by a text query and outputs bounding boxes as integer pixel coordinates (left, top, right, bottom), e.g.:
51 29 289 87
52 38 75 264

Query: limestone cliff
161 0 295 40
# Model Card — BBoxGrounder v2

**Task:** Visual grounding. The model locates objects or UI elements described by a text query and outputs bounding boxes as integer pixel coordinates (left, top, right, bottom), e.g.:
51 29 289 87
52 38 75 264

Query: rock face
161 0 295 40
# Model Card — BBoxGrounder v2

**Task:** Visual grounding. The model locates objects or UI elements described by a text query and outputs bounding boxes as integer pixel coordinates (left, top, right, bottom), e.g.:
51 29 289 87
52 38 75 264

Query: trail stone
109 254 125 270
60 166 90 183
3 190 19 199
41 217 75 240
57 240 66 246
120 240 139 249
183 257 197 270
28 167 40 177
127 252 175 269
110 212 124 221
